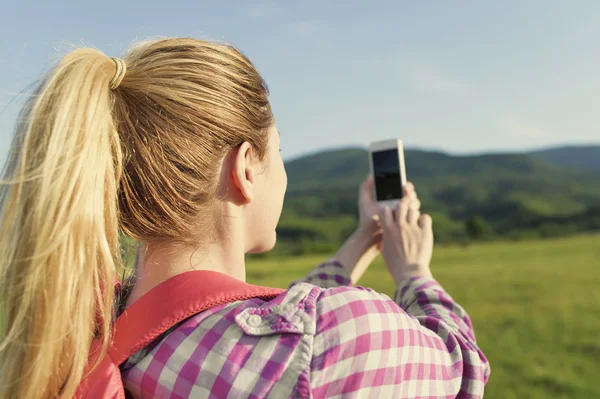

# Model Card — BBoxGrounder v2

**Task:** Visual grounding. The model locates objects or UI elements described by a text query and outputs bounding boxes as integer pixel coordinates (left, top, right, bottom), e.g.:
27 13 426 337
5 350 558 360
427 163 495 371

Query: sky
1 1 599 161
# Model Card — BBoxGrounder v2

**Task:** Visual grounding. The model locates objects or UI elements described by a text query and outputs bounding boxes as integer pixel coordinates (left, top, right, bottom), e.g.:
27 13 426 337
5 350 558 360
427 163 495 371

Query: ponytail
0 48 123 398
0 36 276 397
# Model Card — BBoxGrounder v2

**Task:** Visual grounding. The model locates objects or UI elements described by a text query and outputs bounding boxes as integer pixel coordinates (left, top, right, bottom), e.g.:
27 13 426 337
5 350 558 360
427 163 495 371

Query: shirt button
247 314 262 327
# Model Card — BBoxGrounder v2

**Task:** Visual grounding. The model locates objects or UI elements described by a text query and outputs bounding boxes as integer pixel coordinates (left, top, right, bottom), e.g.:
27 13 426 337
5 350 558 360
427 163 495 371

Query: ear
231 142 257 204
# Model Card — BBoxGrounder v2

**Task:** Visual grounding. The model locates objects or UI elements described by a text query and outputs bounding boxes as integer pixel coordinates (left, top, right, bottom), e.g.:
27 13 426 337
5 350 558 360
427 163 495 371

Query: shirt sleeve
309 278 490 398
290 260 352 289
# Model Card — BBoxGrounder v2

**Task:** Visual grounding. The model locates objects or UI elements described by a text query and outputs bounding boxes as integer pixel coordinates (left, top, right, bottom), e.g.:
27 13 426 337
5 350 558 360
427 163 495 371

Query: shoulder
120 282 322 397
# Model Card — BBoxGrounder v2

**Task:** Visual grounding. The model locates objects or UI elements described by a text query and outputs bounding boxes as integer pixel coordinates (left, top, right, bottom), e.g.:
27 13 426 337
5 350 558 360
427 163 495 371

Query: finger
407 207 421 224
359 175 375 205
410 198 421 211
396 198 410 225
406 190 417 202
371 214 380 223
418 214 433 231
403 181 415 197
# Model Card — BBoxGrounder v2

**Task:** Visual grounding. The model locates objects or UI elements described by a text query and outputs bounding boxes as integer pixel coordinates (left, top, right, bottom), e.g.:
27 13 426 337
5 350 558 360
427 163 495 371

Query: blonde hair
0 38 273 398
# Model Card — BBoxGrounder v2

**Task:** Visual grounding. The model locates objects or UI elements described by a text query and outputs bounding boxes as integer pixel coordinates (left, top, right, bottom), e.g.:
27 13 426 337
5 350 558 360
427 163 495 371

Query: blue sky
1 1 599 161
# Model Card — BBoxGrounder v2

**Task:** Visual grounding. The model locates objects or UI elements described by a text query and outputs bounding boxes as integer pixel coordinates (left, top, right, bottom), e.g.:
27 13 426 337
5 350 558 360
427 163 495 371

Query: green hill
530 145 600 172
274 146 600 254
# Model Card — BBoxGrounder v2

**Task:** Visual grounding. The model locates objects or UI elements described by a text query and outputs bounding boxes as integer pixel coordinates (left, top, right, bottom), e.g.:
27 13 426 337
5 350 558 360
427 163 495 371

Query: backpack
74 270 284 398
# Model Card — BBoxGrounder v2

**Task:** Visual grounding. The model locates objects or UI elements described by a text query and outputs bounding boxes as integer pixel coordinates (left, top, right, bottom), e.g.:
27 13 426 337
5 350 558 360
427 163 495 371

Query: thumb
418 214 433 232
359 175 375 205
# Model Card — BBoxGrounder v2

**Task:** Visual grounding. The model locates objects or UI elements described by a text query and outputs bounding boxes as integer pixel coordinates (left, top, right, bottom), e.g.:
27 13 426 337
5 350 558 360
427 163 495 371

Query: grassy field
247 234 600 399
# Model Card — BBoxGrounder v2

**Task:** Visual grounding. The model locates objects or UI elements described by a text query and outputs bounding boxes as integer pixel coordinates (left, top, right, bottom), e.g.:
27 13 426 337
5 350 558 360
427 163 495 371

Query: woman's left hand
357 175 382 245
356 176 420 248
337 176 421 283
333 176 378 283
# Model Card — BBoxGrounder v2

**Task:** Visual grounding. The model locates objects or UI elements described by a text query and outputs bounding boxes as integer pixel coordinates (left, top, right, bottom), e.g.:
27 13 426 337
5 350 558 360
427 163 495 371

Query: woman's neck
125 236 246 308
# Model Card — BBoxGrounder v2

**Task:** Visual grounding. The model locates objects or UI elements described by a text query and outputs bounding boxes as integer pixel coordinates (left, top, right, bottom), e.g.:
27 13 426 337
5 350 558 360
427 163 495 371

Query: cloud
507 123 548 139
405 62 469 95
245 3 285 19
352 54 470 96
500 117 549 138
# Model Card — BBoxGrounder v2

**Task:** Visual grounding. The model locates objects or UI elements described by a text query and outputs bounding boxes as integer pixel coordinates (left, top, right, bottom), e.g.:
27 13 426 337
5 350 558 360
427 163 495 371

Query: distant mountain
285 145 600 188
528 145 600 172
285 147 597 192
275 145 600 252
284 148 368 191
284 147 600 216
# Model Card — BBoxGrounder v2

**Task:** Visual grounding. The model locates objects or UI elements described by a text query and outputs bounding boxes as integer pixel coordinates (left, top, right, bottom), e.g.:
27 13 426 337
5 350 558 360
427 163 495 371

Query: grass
247 234 600 399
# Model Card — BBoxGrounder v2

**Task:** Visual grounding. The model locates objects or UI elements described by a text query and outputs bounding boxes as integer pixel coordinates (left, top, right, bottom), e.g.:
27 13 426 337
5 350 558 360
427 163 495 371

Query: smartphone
368 139 407 207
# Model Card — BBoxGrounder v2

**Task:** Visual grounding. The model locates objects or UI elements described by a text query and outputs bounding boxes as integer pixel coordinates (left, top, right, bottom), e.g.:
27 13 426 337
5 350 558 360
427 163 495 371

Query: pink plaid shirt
121 261 490 398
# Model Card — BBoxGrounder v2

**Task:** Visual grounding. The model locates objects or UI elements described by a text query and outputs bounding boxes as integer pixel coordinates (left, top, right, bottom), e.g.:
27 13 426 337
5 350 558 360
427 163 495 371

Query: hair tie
109 57 127 90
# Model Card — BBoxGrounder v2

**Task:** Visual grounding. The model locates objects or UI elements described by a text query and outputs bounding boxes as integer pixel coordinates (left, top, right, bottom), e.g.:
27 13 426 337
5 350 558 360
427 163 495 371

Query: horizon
2 1 600 165
283 142 600 163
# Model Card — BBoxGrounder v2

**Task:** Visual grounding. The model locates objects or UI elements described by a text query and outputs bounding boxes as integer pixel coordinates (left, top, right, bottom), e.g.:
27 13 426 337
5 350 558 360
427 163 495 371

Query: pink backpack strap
75 270 285 398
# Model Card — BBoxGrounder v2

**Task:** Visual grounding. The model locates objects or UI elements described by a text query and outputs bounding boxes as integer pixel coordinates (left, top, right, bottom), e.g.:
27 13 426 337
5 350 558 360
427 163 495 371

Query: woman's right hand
379 187 434 285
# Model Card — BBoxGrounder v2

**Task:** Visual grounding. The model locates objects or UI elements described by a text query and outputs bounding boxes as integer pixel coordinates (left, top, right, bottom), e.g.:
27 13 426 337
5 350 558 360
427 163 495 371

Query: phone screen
372 149 403 201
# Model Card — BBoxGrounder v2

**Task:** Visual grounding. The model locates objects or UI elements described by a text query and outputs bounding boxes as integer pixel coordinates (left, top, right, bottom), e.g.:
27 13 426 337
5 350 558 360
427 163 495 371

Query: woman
0 38 489 398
